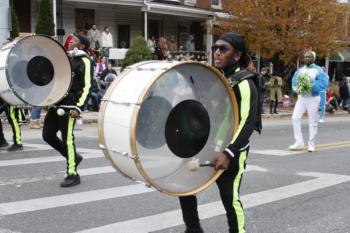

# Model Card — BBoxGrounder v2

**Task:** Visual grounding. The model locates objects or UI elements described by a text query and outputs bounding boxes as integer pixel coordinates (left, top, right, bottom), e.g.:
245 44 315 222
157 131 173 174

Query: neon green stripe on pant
9 107 22 145
66 117 76 175
233 150 247 233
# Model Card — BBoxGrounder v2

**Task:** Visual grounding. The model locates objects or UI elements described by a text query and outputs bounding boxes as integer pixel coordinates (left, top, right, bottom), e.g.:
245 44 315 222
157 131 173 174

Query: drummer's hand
69 109 80 118
214 153 231 170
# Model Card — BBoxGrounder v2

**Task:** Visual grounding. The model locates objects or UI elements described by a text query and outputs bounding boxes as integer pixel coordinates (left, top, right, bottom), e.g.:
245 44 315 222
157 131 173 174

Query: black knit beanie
76 35 90 50
218 32 249 67
219 32 247 53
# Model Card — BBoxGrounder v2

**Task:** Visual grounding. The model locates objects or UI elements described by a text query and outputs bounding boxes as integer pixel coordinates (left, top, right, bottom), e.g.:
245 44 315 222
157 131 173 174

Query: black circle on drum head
27 56 54 86
165 100 210 158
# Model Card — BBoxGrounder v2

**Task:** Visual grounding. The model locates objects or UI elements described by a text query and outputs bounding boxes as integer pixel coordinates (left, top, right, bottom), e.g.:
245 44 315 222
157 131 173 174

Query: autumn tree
215 0 349 74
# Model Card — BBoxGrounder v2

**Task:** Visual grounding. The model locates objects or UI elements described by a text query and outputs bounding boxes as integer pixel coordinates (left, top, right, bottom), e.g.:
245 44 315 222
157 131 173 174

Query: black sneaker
185 227 204 233
76 153 83 168
0 141 9 149
7 144 23 152
60 174 80 187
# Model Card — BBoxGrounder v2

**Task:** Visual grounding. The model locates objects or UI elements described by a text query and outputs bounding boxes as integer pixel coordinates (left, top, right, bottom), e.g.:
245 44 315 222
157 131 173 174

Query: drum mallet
56 108 83 125
187 159 215 171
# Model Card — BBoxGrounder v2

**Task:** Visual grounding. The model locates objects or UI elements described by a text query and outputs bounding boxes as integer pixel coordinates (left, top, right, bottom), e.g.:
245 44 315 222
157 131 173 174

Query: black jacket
221 64 259 159
57 50 93 113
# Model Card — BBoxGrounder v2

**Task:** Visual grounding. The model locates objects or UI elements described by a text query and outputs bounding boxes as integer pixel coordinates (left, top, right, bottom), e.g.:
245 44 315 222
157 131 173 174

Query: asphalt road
0 115 349 233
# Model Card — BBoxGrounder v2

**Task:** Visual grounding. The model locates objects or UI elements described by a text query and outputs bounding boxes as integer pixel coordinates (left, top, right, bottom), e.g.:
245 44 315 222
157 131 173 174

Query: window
117 25 130 48
211 0 222 9
75 8 95 32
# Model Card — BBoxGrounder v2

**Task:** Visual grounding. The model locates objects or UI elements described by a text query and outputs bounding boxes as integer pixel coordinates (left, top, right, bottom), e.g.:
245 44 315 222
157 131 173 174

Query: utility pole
0 0 10 44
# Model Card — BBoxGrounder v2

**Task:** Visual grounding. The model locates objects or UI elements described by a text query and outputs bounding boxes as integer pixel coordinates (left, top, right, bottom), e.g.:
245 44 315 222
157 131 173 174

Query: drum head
132 62 237 196
5 35 71 106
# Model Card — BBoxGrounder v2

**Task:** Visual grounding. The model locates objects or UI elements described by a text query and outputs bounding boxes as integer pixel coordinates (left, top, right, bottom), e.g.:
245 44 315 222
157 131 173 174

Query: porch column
53 0 57 38
0 0 9 44
144 11 148 40
206 16 213 65
325 50 330 75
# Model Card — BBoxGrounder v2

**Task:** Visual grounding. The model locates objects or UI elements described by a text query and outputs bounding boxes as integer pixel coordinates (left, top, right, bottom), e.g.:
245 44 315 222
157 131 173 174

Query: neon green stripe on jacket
230 80 251 144
77 56 92 108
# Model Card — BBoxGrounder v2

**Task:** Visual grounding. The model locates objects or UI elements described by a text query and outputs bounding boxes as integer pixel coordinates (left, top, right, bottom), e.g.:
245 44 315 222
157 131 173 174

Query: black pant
179 148 249 233
42 107 78 175
0 105 22 145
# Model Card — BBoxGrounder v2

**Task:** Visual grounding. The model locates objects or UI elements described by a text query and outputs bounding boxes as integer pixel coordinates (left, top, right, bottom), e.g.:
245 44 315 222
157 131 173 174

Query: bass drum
98 61 238 196
0 35 71 107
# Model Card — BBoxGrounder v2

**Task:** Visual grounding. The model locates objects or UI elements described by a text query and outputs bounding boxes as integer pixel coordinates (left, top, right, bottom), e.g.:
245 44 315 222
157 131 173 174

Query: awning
142 3 215 18
330 48 350 62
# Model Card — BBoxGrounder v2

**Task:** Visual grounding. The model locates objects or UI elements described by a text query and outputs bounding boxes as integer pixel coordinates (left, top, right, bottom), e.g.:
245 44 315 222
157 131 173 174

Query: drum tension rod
99 144 139 160
101 99 141 106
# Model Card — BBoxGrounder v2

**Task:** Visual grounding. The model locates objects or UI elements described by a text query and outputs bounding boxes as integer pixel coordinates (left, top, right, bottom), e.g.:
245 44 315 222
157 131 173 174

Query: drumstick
186 159 215 171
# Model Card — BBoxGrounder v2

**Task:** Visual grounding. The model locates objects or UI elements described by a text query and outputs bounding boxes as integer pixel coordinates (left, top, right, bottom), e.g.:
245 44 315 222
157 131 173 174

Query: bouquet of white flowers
295 73 313 94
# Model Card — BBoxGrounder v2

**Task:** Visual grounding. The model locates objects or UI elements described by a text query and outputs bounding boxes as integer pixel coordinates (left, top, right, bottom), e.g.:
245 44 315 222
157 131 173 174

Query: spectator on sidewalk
184 34 195 52
267 73 283 114
101 26 113 58
258 67 270 113
87 24 101 50
147 36 156 58
289 51 329 152
339 75 350 112
325 88 339 113
168 35 177 53
29 107 42 129
95 56 107 78
319 67 329 122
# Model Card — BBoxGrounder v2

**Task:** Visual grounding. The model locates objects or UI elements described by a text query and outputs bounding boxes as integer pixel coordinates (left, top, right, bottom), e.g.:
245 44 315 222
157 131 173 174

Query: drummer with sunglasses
179 32 259 233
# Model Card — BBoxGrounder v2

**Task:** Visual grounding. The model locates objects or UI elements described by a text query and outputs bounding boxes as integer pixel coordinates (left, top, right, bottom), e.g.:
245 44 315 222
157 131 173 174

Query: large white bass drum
98 61 238 196
0 35 71 107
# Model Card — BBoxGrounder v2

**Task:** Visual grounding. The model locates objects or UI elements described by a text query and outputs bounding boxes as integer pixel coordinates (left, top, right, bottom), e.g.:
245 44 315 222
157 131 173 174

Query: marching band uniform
42 36 93 187
0 98 23 151
179 33 259 233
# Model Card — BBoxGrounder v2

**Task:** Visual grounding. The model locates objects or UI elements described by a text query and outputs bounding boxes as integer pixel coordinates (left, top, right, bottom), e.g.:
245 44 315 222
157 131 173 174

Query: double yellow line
290 141 350 152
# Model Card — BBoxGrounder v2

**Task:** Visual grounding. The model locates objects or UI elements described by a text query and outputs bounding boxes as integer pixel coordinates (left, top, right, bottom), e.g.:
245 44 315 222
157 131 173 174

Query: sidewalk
79 108 349 123
1 108 348 126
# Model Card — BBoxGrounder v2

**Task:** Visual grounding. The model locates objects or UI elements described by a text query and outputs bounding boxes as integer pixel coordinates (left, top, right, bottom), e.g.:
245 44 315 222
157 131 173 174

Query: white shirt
101 31 113 48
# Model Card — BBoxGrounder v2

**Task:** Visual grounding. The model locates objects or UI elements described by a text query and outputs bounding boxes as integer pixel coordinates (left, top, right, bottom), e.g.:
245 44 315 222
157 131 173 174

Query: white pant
292 95 320 147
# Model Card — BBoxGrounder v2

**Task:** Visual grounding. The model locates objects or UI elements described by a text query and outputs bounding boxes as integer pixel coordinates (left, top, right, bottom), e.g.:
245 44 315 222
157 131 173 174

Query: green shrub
9 0 19 38
35 0 55 36
121 36 152 71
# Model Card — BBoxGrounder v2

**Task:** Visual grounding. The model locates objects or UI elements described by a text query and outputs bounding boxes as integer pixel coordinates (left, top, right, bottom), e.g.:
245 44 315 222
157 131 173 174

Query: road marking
251 141 350 156
250 149 300 156
0 165 267 214
0 164 267 186
76 172 350 233
0 166 116 186
0 183 154 216
0 145 103 167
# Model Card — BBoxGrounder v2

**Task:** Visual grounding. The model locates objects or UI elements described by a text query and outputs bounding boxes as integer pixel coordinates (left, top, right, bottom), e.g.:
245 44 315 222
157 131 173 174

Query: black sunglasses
211 45 230 54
